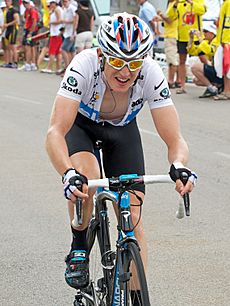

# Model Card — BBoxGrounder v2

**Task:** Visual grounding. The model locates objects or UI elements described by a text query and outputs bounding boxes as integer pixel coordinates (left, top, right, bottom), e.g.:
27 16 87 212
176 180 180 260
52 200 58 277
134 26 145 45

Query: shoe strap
69 250 87 260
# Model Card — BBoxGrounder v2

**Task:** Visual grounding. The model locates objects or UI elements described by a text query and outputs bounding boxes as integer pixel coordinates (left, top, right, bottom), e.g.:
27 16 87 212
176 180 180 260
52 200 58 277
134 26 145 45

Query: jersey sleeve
57 52 89 102
143 58 173 109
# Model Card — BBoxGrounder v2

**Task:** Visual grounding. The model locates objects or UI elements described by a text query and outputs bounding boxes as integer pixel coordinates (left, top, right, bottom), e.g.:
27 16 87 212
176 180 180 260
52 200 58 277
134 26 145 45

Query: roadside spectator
169 0 206 94
0 1 6 52
137 0 158 35
1 0 19 68
213 0 230 101
157 0 180 88
41 0 63 74
18 0 39 71
60 0 77 72
190 24 223 97
188 23 223 98
75 0 94 54
37 0 50 69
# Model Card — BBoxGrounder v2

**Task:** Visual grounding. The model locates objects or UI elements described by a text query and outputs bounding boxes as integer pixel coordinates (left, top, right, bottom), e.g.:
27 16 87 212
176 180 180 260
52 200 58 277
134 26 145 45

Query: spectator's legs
191 62 210 86
61 49 70 68
224 75 230 94
37 46 49 68
25 45 32 64
4 46 11 64
11 44 18 64
56 53 62 72
31 45 37 65
47 54 55 70
178 53 187 89
168 64 178 85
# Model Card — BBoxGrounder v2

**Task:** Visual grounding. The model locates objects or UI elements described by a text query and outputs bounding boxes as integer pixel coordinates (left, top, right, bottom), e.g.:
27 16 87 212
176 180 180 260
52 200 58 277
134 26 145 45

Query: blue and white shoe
65 250 89 289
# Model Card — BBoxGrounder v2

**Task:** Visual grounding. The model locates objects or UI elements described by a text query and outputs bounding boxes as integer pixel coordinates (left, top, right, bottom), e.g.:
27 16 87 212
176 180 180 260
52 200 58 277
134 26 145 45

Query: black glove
169 162 197 185
62 168 88 200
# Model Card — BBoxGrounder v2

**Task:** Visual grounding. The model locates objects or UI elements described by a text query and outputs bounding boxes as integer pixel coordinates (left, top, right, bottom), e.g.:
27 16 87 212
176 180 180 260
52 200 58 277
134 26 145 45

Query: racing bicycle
70 172 190 306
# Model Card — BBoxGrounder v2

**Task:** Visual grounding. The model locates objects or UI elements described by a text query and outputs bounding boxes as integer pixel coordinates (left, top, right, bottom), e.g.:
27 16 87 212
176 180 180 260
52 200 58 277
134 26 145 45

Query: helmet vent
119 28 124 42
127 19 131 30
133 29 138 43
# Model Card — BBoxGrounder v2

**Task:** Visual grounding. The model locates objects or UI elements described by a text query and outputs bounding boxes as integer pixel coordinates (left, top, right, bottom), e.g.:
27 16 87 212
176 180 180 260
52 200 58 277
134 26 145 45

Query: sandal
175 82 182 88
213 93 230 101
168 82 176 89
176 87 187 94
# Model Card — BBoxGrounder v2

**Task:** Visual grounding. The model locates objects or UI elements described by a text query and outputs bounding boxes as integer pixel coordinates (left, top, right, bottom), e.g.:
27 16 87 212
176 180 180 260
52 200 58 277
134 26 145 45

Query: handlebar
87 174 173 189
72 174 191 227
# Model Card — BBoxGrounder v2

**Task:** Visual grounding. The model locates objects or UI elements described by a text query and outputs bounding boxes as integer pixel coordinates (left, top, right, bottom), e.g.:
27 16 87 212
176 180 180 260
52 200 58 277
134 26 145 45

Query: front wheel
121 241 151 306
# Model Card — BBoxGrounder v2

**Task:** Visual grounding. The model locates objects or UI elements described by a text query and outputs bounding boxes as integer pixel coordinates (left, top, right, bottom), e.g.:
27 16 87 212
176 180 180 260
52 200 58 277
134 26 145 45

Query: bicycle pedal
101 250 116 269
74 293 84 306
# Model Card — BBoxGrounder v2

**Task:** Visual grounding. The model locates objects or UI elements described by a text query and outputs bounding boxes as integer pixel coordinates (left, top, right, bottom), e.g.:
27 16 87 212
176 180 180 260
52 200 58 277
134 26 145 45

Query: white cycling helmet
97 12 154 59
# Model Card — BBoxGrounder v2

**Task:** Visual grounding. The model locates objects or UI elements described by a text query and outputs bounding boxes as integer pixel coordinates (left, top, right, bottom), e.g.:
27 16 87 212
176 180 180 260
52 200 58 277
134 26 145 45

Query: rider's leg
67 151 101 249
65 151 100 289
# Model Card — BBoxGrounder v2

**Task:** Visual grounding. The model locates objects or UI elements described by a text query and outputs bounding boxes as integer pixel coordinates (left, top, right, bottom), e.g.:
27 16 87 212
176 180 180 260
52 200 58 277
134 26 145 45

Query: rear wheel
121 241 150 306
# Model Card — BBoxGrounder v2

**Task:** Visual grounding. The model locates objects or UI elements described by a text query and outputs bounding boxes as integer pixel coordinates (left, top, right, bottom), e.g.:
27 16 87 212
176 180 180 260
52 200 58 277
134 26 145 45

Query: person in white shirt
45 13 197 295
0 2 6 51
61 0 77 72
41 0 63 73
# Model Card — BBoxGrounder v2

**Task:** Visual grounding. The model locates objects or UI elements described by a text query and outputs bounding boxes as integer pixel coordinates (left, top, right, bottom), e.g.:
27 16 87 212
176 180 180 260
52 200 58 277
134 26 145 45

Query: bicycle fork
111 191 136 306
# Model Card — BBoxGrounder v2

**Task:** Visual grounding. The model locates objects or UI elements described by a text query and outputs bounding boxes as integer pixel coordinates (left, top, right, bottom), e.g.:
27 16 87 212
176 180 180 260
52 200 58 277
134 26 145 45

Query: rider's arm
46 95 79 176
151 105 188 165
151 105 193 195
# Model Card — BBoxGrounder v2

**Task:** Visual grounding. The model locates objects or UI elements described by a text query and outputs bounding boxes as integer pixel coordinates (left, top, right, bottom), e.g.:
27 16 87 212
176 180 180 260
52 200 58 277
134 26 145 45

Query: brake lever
181 172 190 217
75 197 83 225
69 177 84 226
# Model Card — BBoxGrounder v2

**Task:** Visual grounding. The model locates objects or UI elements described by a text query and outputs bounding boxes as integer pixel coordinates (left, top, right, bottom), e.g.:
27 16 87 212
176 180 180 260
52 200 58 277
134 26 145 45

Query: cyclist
45 12 197 299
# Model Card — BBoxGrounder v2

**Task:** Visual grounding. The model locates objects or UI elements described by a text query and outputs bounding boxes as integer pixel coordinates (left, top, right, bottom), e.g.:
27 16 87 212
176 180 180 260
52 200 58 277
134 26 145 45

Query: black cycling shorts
22 29 38 46
66 113 145 193
204 64 224 85
177 40 199 55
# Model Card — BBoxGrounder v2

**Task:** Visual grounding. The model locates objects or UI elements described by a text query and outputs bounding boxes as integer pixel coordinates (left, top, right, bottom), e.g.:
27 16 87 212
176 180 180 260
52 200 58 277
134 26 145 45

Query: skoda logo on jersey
61 82 82 95
131 98 143 108
67 76 78 87
160 87 170 98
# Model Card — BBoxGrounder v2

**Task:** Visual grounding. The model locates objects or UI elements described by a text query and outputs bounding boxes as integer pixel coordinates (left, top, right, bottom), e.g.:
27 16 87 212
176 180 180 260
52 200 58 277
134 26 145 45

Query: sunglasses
103 53 144 72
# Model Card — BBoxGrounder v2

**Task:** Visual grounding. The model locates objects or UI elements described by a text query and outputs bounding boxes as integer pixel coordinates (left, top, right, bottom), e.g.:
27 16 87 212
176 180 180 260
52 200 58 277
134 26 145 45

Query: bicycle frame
92 178 143 306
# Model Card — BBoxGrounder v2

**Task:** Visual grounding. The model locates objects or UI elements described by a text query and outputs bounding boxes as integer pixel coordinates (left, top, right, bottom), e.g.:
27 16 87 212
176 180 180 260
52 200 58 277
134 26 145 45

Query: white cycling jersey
57 49 173 126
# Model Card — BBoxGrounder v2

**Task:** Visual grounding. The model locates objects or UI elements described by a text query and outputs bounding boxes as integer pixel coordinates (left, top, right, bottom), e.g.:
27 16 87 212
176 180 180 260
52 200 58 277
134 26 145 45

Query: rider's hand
169 162 197 196
62 168 89 202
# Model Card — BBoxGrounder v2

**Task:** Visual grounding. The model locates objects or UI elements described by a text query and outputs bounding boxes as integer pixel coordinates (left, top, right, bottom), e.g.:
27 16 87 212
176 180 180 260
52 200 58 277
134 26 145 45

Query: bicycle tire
122 241 151 306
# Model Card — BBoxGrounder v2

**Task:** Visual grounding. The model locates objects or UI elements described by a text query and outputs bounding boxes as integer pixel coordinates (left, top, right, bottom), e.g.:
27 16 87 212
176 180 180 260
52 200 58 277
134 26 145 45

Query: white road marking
214 152 230 159
140 128 159 137
3 95 42 105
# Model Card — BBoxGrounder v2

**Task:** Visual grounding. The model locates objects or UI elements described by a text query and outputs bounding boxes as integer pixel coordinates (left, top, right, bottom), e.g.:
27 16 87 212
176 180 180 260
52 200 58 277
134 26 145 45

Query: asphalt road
0 68 229 306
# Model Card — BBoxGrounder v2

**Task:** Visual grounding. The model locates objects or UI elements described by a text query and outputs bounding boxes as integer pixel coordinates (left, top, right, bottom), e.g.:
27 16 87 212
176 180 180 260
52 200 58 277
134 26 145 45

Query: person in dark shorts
168 0 207 94
75 0 94 54
45 12 197 294
189 23 224 98
1 0 19 68
18 0 39 71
